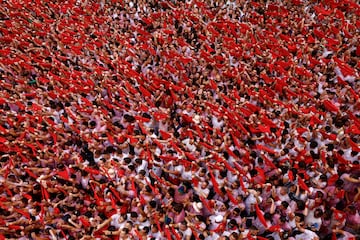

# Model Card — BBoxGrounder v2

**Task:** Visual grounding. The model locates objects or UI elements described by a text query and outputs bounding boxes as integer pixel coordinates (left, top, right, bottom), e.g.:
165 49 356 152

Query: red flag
134 229 143 240
200 196 212 212
230 132 241 149
145 178 159 195
192 177 199 188
327 174 338 186
226 188 238 205
106 132 115 145
190 227 200 240
0 137 7 143
261 154 277 169
221 158 237 174
288 170 294 181
41 185 49 201
153 213 162 234
150 171 168 187
239 177 247 192
347 111 360 128
297 175 310 192
255 144 276 154
8 225 22 230
13 208 30 220
131 178 138 198
333 209 346 221
348 138 360 152
38 203 44 224
22 193 32 201
209 171 222 196
336 189 345 199
332 232 337 240
170 226 182 240
334 152 348 164
79 216 91 228
159 130 171 140
323 100 339 113
110 187 122 203
139 85 152 98
268 225 282 232
255 204 268 228
212 220 226 233
57 169 70 181
185 152 197 161
25 168 38 179
164 226 172 240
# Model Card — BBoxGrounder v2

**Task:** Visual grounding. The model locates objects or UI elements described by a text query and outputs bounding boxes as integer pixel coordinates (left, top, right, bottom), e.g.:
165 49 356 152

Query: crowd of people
0 0 359 239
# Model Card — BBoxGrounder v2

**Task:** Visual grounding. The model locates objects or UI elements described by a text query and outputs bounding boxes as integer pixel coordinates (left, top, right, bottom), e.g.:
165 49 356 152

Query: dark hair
130 212 138 218
281 201 289 209
296 200 306 211
310 140 318 149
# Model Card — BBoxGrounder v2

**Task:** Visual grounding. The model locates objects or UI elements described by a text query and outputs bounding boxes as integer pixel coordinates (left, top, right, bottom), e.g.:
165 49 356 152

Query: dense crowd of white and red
0 0 359 239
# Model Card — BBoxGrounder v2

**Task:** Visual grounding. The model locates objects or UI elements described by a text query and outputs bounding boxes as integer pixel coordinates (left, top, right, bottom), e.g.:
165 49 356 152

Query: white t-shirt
295 229 319 240
305 209 322 231
194 186 210 198
111 214 126 229
179 227 192 239
181 169 192 181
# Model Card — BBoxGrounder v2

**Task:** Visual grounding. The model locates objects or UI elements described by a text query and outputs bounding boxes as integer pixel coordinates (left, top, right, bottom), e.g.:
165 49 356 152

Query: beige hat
193 115 201 124
193 202 203 212
108 168 116 178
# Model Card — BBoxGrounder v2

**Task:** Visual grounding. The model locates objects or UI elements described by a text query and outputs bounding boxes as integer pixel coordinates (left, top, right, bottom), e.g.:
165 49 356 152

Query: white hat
214 215 223 223
193 115 201 124
193 202 203 212
108 168 116 178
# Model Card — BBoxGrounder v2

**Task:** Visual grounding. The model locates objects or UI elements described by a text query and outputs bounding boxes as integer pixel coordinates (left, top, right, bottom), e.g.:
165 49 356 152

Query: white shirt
305 210 322 231
111 214 126 229
295 229 319 240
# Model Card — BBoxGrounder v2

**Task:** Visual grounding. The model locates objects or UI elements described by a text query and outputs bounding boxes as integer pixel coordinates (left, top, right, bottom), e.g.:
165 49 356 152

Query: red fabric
323 100 339 113
255 204 268 228
209 170 222 195
164 226 172 240
348 138 360 152
261 154 277 169
22 193 33 201
226 188 238 205
268 225 281 232
297 175 310 192
239 177 247 192
57 169 70 181
159 130 172 140
13 208 30 220
212 220 226 233
200 196 212 212
131 178 138 198
79 216 91 227
327 174 338 186
25 168 38 179
41 185 49 201
255 144 276 154
170 226 182 240
332 232 337 240
333 209 346 221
